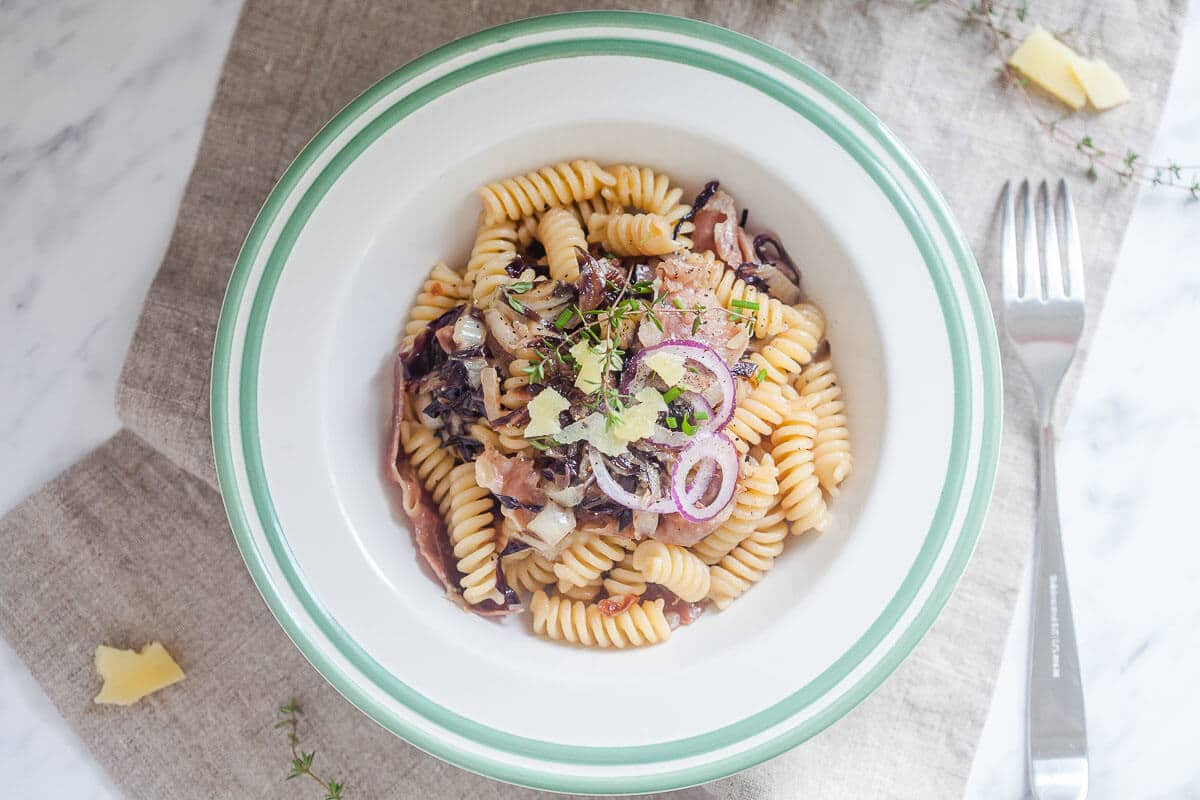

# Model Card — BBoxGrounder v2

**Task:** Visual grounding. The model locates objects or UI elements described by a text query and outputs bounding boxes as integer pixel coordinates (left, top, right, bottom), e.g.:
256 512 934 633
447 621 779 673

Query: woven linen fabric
1 1 1187 798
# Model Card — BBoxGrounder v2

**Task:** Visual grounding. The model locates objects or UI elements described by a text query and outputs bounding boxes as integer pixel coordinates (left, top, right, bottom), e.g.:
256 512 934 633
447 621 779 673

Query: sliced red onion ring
588 447 716 514
670 433 739 523
620 340 736 431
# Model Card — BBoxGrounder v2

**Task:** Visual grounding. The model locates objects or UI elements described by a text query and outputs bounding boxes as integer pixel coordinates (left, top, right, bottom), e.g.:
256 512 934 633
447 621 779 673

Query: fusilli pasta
750 302 826 384
725 380 800 455
794 356 852 495
537 207 587 284
603 552 647 597
708 519 788 610
501 547 555 594
586 212 686 256
467 220 520 304
553 532 631 589
530 590 671 648
404 262 469 337
770 399 830 533
478 160 615 225
706 267 792 339
438 462 502 605
600 165 692 228
631 540 711 603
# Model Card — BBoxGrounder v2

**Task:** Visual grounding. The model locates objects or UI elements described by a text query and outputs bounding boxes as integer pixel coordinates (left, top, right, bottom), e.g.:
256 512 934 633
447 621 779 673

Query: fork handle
1027 421 1089 799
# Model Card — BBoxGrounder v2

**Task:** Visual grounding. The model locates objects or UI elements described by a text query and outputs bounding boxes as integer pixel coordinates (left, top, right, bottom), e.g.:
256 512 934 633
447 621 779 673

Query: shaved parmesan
612 387 668 443
570 340 622 392
1070 58 1130 110
1008 26 1087 111
524 388 570 437
642 350 686 387
93 642 185 706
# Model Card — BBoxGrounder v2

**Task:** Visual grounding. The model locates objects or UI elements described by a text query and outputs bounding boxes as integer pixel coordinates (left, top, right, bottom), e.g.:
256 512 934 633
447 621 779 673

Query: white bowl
212 11 1002 794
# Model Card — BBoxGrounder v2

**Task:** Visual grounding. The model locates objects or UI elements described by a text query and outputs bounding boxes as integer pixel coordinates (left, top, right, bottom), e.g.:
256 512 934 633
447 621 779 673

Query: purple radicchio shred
537 441 584 484
399 304 464 380
734 262 771 292
674 179 719 238
753 233 802 286
504 255 529 278
499 539 531 557
577 253 627 313
490 405 531 428
730 360 759 379
495 494 544 513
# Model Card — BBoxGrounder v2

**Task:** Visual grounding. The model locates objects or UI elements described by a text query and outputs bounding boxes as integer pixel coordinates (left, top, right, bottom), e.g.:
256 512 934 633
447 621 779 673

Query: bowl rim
211 10 1003 793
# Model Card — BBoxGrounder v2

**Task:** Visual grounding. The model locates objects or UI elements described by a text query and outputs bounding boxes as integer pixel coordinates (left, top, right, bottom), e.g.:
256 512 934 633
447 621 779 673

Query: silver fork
1002 179 1088 800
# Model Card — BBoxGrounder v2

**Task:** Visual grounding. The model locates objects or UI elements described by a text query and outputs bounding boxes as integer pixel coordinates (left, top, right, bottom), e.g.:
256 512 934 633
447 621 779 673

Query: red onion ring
588 447 716 515
620 340 736 431
669 433 739 523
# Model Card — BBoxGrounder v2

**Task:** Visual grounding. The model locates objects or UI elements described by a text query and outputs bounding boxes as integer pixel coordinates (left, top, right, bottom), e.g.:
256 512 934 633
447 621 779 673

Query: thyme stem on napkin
276 699 347 799
914 0 1200 197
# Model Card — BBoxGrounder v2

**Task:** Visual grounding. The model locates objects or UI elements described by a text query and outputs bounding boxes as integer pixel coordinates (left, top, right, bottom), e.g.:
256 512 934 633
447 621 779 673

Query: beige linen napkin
0 1 1186 798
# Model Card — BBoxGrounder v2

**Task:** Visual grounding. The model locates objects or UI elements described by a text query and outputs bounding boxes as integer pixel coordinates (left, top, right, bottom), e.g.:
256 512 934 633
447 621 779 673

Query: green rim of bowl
211 11 1002 794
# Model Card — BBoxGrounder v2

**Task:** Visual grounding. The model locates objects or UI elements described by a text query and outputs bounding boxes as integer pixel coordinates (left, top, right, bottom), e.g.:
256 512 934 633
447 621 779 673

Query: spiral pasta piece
530 590 671 648
601 165 692 227
692 454 780 564
478 160 616 225
500 548 555 593
603 552 647 597
438 463 502 605
587 212 687 256
631 540 711 603
770 399 830 533
707 267 793 339
553 533 631 589
750 302 826 384
501 358 535 411
404 262 468 337
725 380 800 455
493 421 531 455
467 220 520 304
537 207 587 284
794 357 852 495
399 420 456 505
557 575 603 601
708 520 788 610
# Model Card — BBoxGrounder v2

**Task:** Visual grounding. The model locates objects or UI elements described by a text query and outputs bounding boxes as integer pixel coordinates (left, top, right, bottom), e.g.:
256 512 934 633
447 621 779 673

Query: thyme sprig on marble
276 699 347 799
915 0 1200 197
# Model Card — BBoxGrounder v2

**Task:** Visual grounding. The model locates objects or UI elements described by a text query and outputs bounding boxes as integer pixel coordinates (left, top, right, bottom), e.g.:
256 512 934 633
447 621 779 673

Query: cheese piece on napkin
94 641 185 705
1008 25 1088 110
1070 58 1131 110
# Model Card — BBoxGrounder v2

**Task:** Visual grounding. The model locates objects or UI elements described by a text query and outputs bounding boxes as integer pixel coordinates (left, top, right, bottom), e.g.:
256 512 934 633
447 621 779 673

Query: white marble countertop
1 2 1197 797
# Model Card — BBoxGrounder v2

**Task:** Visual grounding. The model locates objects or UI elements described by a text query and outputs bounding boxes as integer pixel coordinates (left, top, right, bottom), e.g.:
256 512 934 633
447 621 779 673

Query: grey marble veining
0 1 1197 797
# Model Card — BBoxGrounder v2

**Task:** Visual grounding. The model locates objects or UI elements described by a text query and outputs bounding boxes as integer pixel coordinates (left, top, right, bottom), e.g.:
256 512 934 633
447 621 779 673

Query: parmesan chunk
524 387 570 437
94 642 185 706
1008 26 1087 111
1070 58 1130 110
642 350 686 387
570 340 622 392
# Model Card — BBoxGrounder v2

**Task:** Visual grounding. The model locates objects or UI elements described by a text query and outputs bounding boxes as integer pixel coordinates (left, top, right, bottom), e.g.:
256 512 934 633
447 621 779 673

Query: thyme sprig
915 0 1199 198
276 699 347 799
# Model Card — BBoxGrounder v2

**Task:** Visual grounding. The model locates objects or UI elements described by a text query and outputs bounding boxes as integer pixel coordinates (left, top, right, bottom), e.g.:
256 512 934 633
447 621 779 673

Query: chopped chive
694 411 709 421
681 417 698 436
662 386 682 404
665 416 679 430
691 315 702 335
528 438 550 452
508 280 534 294
553 308 573 330
730 299 760 311
755 366 768 384
506 295 525 314
672 297 685 310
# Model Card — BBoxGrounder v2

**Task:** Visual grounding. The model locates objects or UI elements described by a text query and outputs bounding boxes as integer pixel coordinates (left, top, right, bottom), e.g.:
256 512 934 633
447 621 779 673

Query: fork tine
1001 181 1019 301
1059 180 1085 300
1039 181 1065 299
1020 180 1040 298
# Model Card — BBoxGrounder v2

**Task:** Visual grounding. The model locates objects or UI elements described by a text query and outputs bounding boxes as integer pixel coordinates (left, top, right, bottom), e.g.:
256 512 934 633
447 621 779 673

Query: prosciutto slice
387 353 516 616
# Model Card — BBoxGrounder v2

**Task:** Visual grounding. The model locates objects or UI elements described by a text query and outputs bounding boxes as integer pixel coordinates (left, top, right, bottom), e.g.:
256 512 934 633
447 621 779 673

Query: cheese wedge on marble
1070 57 1131 110
94 641 185 705
1008 26 1088 110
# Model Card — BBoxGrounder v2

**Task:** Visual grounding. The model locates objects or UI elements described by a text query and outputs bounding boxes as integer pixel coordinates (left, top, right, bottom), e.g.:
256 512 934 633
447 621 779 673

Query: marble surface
1 1 1196 797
